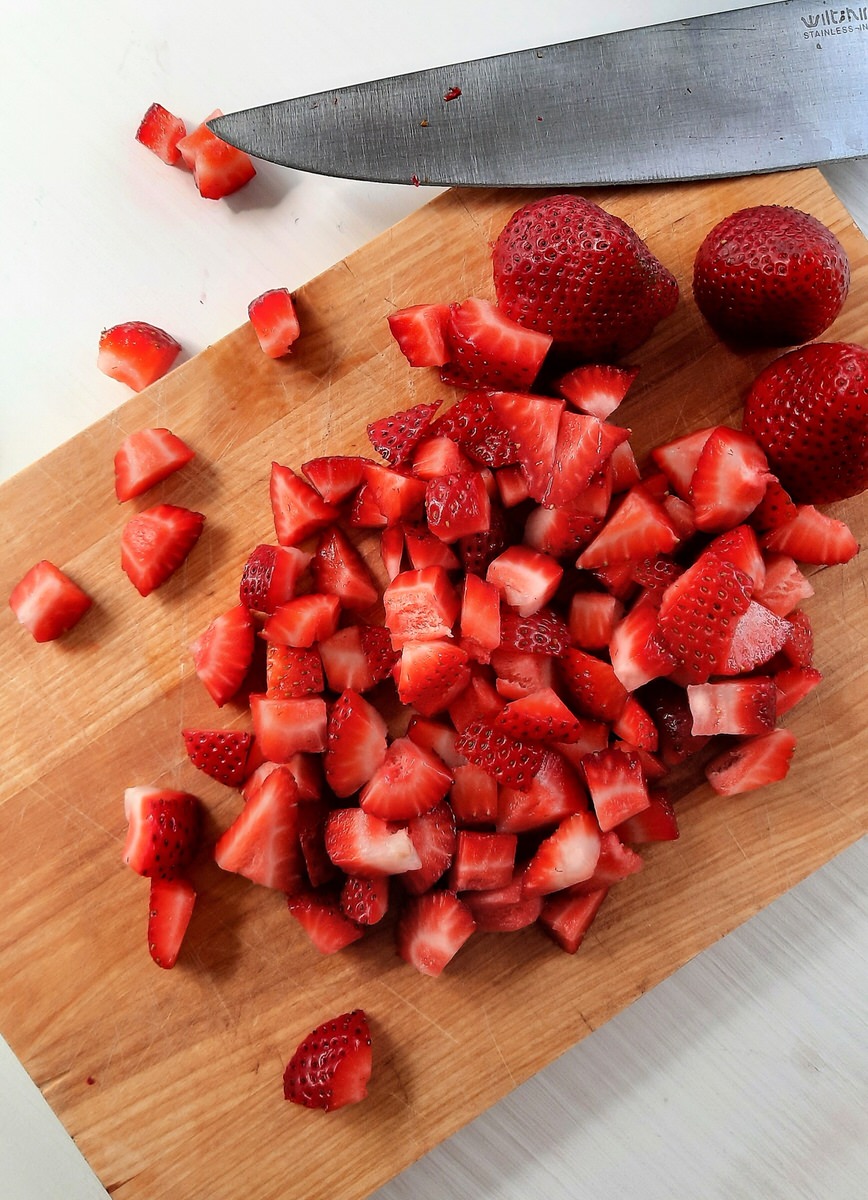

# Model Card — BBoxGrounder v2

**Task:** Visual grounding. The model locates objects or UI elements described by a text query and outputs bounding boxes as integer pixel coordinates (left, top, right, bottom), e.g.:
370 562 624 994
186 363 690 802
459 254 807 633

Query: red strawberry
689 427 771 532
582 746 650 832
407 717 466 769
706 525 765 591
457 501 508 576
486 546 563 616
760 504 859 566
617 791 679 844
448 665 504 730
555 363 639 419
524 505 604 558
286 891 365 954
360 736 453 820
492 194 678 359
147 876 196 970
750 478 799 533
396 890 476 976
522 811 602 895
135 102 187 165
568 592 623 649
642 679 710 767
301 455 369 505
539 888 608 954
558 648 629 723
460 573 501 661
265 644 324 698
340 875 389 925
774 664 823 715
463 870 543 933
98 321 182 392
755 553 815 617
547 412 630 509
324 689 388 797
656 550 753 684
742 342 868 504
379 526 406 579
577 486 679 568
650 426 717 500
283 1010 372 1112
270 462 339 546
383 566 459 647
123 786 200 880
612 695 658 752
312 526 379 612
496 749 588 834
396 639 471 715
324 809 422 876
569 829 643 893
247 288 300 358
719 600 791 675
410 436 473 481
9 560 92 642
319 625 384 693
189 604 255 706
121 503 204 596
429 391 518 468
182 728 252 786
214 766 305 891
686 678 777 737
499 608 570 655
455 719 544 790
113 427 195 502
250 695 327 761
693 205 850 345
450 830 518 892
359 463 427 526
176 110 256 199
489 391 564 502
403 800 458 894
239 544 311 615
367 401 439 466
387 303 450 366
705 727 797 795
448 763 498 827
440 297 552 391
490 647 556 699
425 471 491 542
494 688 581 743
262 592 341 647
782 609 814 669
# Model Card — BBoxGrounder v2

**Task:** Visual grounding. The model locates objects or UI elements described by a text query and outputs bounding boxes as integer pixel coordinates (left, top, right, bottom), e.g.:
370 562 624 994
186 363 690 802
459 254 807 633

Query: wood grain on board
1 169 866 1200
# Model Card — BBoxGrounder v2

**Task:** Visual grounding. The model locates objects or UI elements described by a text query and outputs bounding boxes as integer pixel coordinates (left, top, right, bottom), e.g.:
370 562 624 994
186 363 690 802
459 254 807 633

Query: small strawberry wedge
136 102 187 165
270 463 339 546
403 801 458 894
182 728 252 787
360 737 453 821
287 891 365 954
239 544 311 616
148 877 196 969
522 811 603 896
189 604 256 707
113 428 195 502
539 888 608 954
98 321 182 392
324 690 388 798
120 504 204 596
441 297 552 391
761 505 859 565
705 727 797 795
367 401 439 467
283 1010 372 1112
123 787 200 880
689 426 771 532
9 560 92 642
324 809 422 876
582 746 650 832
214 766 305 892
387 303 451 367
555 363 639 419
176 110 256 199
396 890 477 976
248 289 301 358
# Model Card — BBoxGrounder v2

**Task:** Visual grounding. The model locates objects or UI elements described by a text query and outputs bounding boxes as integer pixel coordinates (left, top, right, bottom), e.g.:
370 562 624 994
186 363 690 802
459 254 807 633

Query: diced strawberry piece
379 525 405 578
113 427 194 502
324 689 388 798
425 471 491 542
568 466 615 517
547 412 631 508
239 543 311 615
403 523 461 570
657 549 753 684
583 746 650 832
121 503 204 596
182 728 252 787
247 288 300 358
719 600 791 675
496 464 532 508
249 695 327 761
522 811 602 895
489 647 556 699
8 560 92 642
189 604 255 706
457 503 508 577
367 401 439 467
494 688 581 744
662 493 697 541
569 830 643 893
496 749 588 833
410 436 473 481
559 647 629 722
448 762 498 826
689 426 771 531
608 440 642 493
555 363 639 419
135 102 187 165
486 545 563 616
396 639 471 716
362 462 427 526
450 830 518 892
296 802 338 888
98 321 182 392
462 870 543 932
383 566 459 647
176 110 256 199
441 297 552 391
705 727 797 795
283 1009 372 1112
455 719 545 790
591 561 637 601
147 876 196 969
301 455 369 505
577 486 679 569
617 791 680 843
396 890 476 976
774 665 823 715
402 800 458 895
460 572 501 661
612 695 658 751
387 303 451 367
340 875 390 926
782 610 814 668
360 736 453 820
499 608 570 655
286 891 365 954
324 809 422 876
429 391 519 469
761 504 859 565
755 553 815 616
214 766 305 891
650 426 717 500
284 753 324 802
123 787 200 880
628 556 684 602
319 625 380 693
523 505 603 558
265 644 324 698
642 679 710 766
707 524 766 592
568 591 623 649
447 666 504 730
262 592 341 647
552 719 609 765
750 477 799 533
539 888 608 954
489 391 564 501
311 526 379 612
687 678 777 736
270 463 339 546
407 717 466 768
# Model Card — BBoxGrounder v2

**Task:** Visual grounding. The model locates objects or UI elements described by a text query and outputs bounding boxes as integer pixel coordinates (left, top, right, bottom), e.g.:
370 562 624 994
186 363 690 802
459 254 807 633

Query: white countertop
1 2 866 1197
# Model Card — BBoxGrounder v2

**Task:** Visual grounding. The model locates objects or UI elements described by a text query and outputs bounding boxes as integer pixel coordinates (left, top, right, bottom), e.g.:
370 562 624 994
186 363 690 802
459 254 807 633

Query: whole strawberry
491 194 678 360
742 341 868 504
693 205 850 345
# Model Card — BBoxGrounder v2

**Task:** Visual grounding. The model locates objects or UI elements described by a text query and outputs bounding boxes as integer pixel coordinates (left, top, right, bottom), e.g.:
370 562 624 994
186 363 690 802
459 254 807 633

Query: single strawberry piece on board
182 728 252 787
324 809 422 876
522 811 602 895
287 890 365 954
693 205 850 345
705 727 797 796
248 288 300 358
396 639 471 715
120 504 204 596
123 787 201 880
9 560 92 642
539 888 608 954
135 102 187 165
114 427 195 501
742 342 868 504
492 194 678 359
312 526 379 612
147 876 196 969
98 321 182 392
359 736 453 821
176 110 256 199
283 1010 372 1112
760 504 859 566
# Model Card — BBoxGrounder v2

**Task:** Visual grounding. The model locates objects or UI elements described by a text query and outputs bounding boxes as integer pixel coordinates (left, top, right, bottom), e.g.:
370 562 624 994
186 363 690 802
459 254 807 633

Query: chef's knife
208 0 866 188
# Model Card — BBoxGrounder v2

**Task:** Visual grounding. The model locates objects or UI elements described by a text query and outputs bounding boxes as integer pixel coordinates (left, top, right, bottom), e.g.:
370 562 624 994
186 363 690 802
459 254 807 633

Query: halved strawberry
248 288 300 358
113 427 195 502
340 875 390 926
440 297 552 391
539 888 608 954
383 566 459 647
283 1009 372 1111
568 591 623 649
582 746 650 832
367 401 439 466
301 455 369 505
403 800 458 895
135 102 187 165
324 689 388 798
270 463 339 546
396 890 476 976
616 791 680 843
265 644 324 698
656 549 753 684
176 110 256 199
522 811 602 895
494 688 581 744
689 426 771 531
555 363 639 419
577 487 679 569
496 749 588 834
121 503 204 596
189 603 255 707
448 762 498 826
324 809 422 875
312 526 379 612
147 876 196 970
123 786 200 880
486 546 563 616
396 639 471 715
359 736 453 820
761 505 859 565
425 471 491 542
387 303 451 366
489 391 564 501
705 727 797 795
214 766 304 891
286 892 365 955
455 719 544 790
182 728 252 786
687 678 777 736
429 391 518 468
262 592 341 647
249 695 328 761
559 648 629 723
9 560 92 642
98 321 182 392
450 830 518 892
239 544 311 615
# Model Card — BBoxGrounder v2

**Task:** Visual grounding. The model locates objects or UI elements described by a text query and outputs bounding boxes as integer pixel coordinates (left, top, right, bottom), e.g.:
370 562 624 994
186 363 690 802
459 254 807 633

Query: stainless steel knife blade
209 0 867 187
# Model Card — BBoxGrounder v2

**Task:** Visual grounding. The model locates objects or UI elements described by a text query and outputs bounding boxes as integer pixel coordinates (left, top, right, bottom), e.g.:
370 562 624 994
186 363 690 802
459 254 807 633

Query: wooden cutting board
1 168 866 1200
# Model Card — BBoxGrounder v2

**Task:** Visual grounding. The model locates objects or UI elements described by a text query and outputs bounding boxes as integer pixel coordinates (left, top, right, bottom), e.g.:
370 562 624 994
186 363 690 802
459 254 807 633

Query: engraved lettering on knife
800 6 868 36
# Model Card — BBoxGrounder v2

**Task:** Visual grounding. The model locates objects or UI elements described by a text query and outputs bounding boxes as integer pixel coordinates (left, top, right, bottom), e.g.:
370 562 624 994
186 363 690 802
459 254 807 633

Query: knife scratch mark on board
376 980 460 1045
481 1005 517 1088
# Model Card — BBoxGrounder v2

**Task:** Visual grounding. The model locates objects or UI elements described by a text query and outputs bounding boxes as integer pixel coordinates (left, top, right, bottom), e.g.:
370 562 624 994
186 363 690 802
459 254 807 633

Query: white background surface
1 1 866 1197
